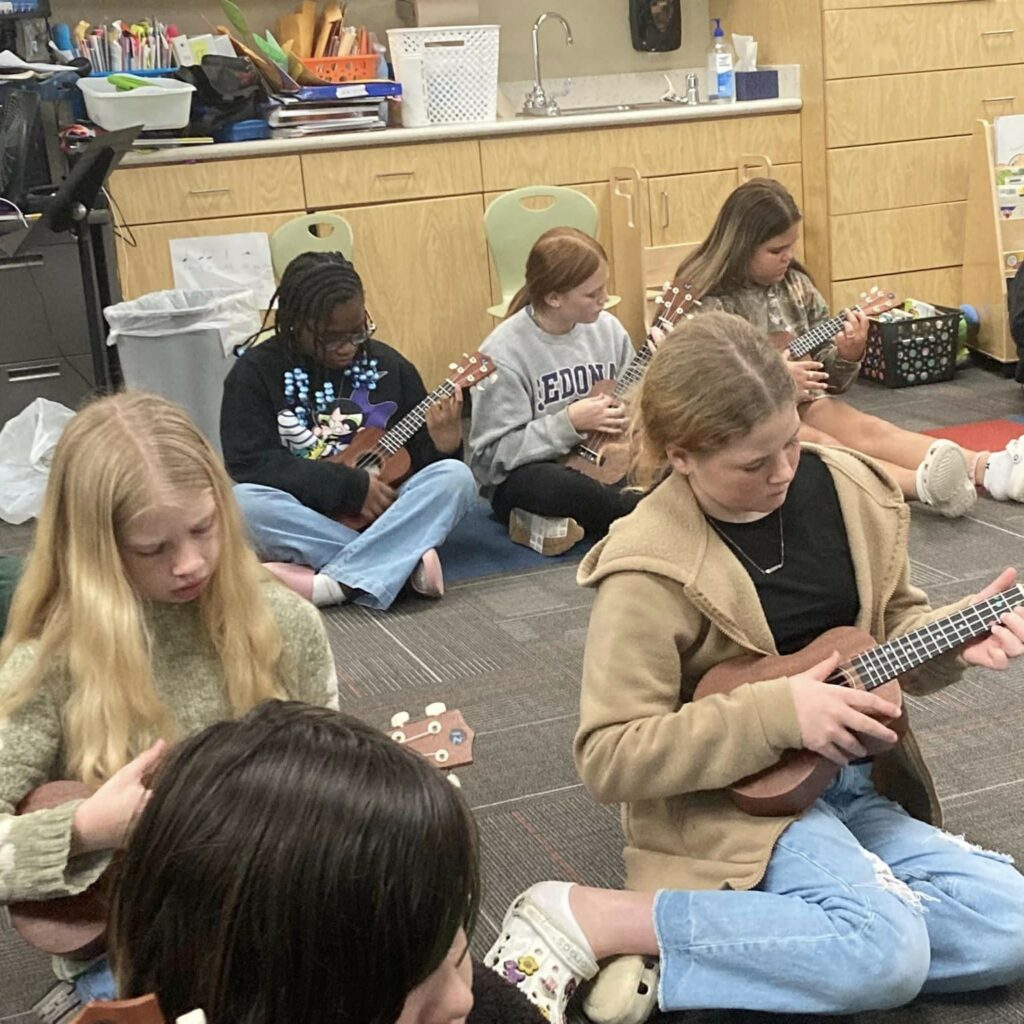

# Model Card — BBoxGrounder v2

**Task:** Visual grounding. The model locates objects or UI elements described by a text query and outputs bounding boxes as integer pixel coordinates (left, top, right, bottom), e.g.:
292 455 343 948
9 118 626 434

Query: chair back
484 186 599 317
269 213 355 282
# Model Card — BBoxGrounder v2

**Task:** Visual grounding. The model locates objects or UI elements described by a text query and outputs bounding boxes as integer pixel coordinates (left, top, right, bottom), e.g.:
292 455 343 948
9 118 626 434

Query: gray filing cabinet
0 222 120 426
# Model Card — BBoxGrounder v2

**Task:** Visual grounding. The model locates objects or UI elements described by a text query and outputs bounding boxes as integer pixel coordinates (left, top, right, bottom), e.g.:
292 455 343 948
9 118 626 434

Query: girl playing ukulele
221 251 477 608
676 178 1024 518
479 315 1024 1022
469 228 642 555
0 393 337 1000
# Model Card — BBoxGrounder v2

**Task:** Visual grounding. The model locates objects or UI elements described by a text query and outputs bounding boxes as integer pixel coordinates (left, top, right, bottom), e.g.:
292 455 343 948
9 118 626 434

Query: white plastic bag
0 397 75 524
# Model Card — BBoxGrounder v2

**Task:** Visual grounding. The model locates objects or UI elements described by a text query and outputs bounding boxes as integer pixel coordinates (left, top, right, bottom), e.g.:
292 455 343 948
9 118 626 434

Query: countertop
119 94 801 168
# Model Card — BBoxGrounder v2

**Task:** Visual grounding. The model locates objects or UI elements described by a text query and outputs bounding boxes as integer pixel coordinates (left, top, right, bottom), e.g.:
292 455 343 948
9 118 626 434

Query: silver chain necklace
708 509 786 575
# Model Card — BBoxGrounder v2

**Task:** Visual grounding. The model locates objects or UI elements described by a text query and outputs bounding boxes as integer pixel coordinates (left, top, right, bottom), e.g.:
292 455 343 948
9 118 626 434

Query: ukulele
693 584 1024 817
71 995 205 1024
561 282 701 486
327 352 496 531
8 781 108 958
769 287 900 360
388 702 474 784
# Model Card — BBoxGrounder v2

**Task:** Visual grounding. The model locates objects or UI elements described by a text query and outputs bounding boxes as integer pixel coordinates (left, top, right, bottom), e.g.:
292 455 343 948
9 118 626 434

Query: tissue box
735 70 779 101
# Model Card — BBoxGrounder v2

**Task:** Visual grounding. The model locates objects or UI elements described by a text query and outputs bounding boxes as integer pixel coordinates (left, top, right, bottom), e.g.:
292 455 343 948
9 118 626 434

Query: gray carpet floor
3 365 1024 1022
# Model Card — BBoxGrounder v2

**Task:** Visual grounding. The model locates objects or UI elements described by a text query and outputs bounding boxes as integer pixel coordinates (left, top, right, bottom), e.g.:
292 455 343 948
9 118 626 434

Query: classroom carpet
3 366 1024 1024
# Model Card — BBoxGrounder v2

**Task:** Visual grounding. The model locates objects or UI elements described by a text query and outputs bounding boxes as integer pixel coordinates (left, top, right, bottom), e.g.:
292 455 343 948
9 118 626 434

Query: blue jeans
234 460 476 610
73 957 116 1003
655 763 1024 1014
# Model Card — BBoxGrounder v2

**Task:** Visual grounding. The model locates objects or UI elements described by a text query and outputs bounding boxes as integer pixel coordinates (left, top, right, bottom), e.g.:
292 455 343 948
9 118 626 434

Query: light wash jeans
655 762 1024 1014
235 460 477 610
73 957 116 1003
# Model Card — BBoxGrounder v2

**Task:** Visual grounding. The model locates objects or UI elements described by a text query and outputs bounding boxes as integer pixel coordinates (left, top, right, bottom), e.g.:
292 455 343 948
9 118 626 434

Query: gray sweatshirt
469 308 634 493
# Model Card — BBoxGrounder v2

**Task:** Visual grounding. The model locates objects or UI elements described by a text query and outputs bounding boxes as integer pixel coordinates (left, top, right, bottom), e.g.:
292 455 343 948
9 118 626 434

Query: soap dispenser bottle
706 18 735 103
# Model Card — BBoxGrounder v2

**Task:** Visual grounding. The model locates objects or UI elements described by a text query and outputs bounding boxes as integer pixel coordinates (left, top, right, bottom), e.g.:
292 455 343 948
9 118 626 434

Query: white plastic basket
387 25 500 125
76 77 195 132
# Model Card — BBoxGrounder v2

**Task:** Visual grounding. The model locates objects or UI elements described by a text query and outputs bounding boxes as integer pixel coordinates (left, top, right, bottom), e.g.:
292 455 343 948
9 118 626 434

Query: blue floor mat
437 501 594 584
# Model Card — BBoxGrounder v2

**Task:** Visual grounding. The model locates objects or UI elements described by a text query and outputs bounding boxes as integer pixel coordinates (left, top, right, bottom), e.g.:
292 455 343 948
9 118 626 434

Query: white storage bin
77 77 195 131
387 25 500 125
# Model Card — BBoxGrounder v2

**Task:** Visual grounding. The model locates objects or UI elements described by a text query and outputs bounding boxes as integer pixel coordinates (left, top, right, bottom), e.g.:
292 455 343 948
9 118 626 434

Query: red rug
922 418 1024 452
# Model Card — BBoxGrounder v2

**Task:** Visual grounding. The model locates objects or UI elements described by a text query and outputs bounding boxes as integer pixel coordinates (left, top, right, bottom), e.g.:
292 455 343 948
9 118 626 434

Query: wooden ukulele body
327 428 412 531
693 626 907 817
9 780 109 959
561 379 631 486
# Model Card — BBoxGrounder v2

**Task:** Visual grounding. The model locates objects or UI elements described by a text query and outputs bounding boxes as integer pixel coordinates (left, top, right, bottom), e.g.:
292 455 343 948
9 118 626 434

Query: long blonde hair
630 312 797 490
674 178 806 297
507 226 607 317
0 392 287 785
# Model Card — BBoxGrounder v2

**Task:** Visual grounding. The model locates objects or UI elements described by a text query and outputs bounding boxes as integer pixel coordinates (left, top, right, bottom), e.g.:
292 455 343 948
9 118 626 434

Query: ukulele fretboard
359 380 458 463
787 309 860 361
835 585 1024 691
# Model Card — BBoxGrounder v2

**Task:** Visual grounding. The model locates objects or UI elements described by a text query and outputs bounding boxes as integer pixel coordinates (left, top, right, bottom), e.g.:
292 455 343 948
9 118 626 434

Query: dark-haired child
221 252 477 609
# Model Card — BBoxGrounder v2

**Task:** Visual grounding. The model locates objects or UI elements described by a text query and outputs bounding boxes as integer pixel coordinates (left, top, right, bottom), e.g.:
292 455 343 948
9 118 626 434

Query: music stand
5 124 141 389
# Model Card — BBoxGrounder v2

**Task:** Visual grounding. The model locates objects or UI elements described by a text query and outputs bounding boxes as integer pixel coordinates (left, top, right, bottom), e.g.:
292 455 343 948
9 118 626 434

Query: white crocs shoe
985 437 1024 502
484 886 599 1023
915 440 976 518
580 954 660 1024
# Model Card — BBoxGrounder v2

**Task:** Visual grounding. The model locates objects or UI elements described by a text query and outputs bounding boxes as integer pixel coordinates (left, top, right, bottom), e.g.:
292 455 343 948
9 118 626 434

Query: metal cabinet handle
187 187 232 195
376 170 416 179
981 29 1016 37
0 254 44 271
8 363 60 382
983 95 1017 103
661 190 670 229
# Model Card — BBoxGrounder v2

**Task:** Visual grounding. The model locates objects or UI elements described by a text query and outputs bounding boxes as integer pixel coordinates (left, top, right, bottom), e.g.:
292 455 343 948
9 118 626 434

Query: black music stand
4 124 141 389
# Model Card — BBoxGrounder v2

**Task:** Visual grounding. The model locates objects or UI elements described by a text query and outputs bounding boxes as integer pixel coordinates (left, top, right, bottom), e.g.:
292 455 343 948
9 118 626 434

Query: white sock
529 881 597 962
984 450 1013 500
311 574 346 607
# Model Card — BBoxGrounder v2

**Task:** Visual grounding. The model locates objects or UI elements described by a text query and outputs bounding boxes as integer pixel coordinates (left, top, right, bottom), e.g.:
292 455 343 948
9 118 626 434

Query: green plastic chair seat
484 186 619 318
269 213 355 282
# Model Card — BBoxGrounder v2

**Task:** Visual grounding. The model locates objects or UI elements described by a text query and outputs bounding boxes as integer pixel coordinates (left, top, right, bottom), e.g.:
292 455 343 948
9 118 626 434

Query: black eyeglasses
317 315 376 352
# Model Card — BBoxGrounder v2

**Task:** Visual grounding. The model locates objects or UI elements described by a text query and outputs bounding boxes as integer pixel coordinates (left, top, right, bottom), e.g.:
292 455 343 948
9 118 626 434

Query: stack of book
267 79 398 137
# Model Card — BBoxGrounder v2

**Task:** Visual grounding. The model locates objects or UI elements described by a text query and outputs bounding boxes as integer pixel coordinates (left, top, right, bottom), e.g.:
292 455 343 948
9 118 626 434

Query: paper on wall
995 114 1024 166
170 233 277 309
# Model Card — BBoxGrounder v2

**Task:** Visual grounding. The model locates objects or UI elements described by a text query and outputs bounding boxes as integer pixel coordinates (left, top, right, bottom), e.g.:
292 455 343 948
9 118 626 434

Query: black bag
175 55 267 135
1010 262 1024 383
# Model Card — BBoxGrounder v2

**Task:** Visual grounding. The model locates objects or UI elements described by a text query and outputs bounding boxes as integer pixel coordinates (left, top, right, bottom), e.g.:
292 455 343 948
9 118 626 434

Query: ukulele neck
787 307 859 361
840 585 1024 691
366 379 458 458
613 310 678 396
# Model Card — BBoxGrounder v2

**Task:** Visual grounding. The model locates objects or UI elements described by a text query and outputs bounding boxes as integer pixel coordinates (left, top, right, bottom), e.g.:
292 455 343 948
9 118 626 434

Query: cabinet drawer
0 355 94 426
479 114 801 192
649 163 803 247
302 140 482 208
830 202 966 279
825 0 977 8
827 65 1024 147
115 213 300 302
110 156 304 226
828 137 970 215
831 266 963 309
825 2 1024 79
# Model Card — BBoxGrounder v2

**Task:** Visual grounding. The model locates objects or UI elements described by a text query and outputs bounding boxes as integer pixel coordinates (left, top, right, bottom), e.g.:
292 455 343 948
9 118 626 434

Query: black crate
859 304 959 388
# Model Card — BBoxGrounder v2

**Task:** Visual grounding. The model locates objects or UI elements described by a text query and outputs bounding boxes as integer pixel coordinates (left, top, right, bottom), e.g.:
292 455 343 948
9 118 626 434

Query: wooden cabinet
327 194 493 388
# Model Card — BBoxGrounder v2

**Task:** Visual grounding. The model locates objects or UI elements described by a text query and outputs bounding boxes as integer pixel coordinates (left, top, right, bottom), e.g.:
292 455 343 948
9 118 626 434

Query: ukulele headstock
651 281 701 337
447 352 497 391
388 702 475 771
855 287 900 319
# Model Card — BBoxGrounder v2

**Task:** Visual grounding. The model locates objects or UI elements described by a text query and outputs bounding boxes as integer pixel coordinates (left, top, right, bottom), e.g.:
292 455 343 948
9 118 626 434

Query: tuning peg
425 701 447 716
177 1012 208 1024
447 772 462 788
390 711 410 728
433 748 450 763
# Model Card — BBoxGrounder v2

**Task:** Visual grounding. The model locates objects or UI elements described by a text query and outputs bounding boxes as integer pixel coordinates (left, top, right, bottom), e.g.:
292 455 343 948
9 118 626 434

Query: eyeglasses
317 315 376 352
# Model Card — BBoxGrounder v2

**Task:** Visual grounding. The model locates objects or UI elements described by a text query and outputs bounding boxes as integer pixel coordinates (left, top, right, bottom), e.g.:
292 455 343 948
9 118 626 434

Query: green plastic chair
269 212 355 282
483 186 619 318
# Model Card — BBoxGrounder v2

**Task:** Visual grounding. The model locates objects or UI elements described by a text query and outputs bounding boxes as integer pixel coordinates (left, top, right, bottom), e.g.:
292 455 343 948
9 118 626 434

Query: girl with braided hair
220 252 476 609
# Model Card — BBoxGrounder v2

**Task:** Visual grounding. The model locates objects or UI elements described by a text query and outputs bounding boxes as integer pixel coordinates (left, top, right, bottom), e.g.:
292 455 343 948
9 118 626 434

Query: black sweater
220 335 455 517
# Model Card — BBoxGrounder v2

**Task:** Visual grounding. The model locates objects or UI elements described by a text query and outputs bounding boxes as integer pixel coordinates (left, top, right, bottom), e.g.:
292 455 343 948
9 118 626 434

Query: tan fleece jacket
575 445 970 893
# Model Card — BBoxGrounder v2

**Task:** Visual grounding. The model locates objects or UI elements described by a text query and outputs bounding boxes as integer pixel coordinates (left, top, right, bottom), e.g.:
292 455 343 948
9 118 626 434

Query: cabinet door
114 213 300 302
825 2 1024 79
327 194 493 388
831 267 964 310
827 65 1024 148
648 163 804 248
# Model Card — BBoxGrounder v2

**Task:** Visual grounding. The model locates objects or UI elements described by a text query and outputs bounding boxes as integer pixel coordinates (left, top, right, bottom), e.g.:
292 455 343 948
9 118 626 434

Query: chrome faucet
522 12 573 116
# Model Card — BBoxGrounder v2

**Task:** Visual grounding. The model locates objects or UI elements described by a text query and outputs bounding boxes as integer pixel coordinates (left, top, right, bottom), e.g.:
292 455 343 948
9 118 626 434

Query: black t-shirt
708 451 860 655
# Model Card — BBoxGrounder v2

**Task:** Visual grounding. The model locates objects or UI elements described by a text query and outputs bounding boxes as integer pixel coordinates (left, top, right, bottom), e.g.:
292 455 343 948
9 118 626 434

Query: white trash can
104 289 260 454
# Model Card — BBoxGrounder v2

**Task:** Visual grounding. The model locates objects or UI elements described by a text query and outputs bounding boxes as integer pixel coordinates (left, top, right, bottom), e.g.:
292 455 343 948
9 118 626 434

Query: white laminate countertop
119 96 801 168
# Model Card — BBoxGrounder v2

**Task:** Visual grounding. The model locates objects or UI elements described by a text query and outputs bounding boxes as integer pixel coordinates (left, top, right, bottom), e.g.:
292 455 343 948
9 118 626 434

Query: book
285 81 401 102
272 118 386 137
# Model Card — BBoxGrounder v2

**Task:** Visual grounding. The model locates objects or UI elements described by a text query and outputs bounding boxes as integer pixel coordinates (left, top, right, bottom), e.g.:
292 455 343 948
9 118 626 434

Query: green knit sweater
0 581 338 913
